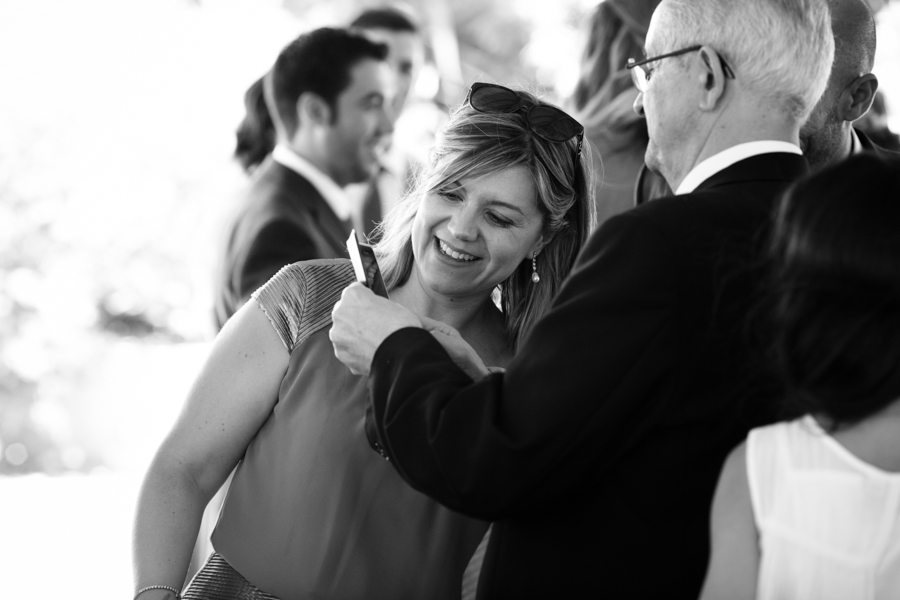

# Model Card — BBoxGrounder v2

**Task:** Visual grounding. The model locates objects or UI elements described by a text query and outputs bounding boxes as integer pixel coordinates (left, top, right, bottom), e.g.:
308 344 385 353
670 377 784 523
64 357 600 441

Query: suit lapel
268 161 353 252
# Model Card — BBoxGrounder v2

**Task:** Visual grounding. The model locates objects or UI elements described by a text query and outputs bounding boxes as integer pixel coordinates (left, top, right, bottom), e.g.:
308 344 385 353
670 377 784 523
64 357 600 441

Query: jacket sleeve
367 211 680 520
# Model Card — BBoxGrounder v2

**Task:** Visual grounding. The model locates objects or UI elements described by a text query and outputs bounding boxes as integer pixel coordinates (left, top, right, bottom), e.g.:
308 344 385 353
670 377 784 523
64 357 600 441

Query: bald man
800 0 886 170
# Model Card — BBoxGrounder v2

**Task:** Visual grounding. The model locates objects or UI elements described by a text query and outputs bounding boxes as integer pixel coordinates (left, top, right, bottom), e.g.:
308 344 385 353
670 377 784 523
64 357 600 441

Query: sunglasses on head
466 82 585 159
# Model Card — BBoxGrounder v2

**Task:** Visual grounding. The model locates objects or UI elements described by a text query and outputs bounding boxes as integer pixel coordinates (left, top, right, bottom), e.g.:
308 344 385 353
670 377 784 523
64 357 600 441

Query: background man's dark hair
271 27 388 136
350 6 418 33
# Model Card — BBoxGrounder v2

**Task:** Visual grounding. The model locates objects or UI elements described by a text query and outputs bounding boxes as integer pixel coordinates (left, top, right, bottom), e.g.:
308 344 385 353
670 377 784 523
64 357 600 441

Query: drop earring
531 252 540 284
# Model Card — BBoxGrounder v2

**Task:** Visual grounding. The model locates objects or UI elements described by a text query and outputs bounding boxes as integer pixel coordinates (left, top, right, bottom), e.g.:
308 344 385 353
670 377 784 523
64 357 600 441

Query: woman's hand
419 317 492 380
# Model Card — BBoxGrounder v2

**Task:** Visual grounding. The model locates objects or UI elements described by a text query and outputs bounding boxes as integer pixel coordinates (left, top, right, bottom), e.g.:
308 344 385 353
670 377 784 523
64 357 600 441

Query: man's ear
841 73 878 123
296 92 333 128
697 45 727 112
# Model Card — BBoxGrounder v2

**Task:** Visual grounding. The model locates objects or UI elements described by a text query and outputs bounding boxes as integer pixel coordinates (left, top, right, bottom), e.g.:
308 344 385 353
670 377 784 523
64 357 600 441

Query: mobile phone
347 229 389 299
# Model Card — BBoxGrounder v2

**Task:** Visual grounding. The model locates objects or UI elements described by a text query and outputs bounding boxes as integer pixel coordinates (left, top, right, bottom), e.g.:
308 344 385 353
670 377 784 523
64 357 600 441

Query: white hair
653 0 835 122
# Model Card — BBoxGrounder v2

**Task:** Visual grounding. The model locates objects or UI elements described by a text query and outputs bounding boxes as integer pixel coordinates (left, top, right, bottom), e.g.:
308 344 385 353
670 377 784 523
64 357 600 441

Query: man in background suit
214 27 393 329
346 6 424 241
329 0 834 597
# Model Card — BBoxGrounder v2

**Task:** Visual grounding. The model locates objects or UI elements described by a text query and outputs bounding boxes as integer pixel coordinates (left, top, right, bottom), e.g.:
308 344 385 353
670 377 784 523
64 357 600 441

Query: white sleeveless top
747 415 900 600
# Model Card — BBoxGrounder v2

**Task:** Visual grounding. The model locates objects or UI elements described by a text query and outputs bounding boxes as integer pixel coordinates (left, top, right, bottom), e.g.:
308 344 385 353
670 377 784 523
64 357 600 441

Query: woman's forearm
132 301 290 594
132 452 214 595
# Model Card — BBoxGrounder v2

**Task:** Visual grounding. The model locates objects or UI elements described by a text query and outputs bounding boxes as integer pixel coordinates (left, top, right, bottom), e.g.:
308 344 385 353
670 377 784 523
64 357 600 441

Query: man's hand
419 316 491 380
330 283 421 376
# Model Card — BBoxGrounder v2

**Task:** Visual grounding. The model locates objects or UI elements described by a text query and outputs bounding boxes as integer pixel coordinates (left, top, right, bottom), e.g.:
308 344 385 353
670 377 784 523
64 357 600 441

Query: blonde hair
373 93 596 350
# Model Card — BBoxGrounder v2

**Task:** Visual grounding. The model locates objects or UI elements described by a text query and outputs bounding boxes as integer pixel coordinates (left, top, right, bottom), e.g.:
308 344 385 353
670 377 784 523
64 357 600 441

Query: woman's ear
530 232 552 259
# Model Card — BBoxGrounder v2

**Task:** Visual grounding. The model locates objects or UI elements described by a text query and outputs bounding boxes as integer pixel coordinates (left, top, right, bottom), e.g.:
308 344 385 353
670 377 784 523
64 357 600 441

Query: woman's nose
447 207 478 242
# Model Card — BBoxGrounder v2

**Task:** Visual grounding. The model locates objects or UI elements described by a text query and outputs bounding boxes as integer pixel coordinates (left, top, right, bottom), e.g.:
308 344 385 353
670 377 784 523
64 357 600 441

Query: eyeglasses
466 82 585 159
626 46 736 93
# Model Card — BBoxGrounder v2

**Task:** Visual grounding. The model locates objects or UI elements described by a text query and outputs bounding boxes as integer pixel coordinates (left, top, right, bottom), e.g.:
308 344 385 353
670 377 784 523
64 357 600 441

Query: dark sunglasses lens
527 106 582 142
469 84 522 113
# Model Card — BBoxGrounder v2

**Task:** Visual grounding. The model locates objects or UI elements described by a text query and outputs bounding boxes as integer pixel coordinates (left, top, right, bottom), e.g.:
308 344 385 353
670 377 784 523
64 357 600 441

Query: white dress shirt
272 144 353 221
675 141 802 195
849 127 863 155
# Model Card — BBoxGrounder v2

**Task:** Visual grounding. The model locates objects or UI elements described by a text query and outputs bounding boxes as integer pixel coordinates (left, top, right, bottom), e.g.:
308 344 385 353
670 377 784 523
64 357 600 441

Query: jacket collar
676 141 802 195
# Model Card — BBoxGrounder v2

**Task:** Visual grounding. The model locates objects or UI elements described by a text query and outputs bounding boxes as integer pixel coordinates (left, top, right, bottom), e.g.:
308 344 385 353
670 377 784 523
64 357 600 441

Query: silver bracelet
134 584 181 600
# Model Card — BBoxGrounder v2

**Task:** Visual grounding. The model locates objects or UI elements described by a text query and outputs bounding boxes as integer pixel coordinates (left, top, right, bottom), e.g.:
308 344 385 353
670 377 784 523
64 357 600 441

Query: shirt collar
272 144 352 221
850 127 863 155
675 140 802 195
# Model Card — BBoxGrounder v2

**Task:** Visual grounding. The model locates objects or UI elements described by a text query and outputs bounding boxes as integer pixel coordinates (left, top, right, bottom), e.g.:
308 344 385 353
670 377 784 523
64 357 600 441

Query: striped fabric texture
251 260 355 353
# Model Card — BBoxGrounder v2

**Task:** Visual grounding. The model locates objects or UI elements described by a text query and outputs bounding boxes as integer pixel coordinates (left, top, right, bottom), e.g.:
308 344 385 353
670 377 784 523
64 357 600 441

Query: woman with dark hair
133 83 594 600
233 75 274 175
700 153 900 600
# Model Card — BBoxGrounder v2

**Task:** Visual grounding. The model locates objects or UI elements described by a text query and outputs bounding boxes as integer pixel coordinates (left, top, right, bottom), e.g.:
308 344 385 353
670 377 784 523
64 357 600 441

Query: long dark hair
768 153 900 430
234 75 274 174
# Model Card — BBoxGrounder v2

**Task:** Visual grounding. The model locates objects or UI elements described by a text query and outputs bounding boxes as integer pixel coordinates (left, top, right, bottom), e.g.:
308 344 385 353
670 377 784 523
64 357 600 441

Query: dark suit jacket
365 153 809 599
214 159 351 329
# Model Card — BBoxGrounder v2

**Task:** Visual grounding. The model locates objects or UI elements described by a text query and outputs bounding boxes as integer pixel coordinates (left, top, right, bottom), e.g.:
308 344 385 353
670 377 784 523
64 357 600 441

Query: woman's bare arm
132 300 289 596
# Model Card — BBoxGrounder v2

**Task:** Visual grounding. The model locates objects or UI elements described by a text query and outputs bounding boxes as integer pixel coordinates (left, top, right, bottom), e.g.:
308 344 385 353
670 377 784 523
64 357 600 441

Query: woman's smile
436 238 480 263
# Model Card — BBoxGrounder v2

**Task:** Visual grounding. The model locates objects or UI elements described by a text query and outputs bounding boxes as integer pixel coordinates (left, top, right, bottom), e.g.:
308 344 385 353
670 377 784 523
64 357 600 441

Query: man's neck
805 125 854 173
840 124 855 159
282 135 341 187
666 104 801 191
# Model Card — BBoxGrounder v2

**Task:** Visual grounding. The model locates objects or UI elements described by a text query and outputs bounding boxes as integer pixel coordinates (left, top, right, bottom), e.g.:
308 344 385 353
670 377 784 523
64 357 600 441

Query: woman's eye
643 67 653 81
438 191 462 203
486 212 513 228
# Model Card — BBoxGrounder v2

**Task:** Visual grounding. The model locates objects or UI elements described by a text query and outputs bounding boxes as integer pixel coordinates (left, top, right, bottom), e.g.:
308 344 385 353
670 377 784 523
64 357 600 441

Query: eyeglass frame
465 82 585 160
626 46 736 93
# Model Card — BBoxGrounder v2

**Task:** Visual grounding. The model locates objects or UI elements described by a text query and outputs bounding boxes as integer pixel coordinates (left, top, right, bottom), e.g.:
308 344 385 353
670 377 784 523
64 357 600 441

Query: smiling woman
375 85 596 350
413 165 545 304
133 82 594 600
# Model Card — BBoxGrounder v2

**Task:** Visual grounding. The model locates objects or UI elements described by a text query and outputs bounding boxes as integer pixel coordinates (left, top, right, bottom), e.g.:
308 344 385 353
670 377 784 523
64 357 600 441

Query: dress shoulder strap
745 420 795 527
251 259 355 352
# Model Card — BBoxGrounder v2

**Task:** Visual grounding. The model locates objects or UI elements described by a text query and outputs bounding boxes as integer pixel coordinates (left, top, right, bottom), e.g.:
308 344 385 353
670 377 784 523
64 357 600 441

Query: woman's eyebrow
484 199 525 216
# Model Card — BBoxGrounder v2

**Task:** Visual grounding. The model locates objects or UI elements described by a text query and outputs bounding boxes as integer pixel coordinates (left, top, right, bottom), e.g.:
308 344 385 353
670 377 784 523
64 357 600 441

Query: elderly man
801 0 886 169
330 0 833 597
638 0 884 204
